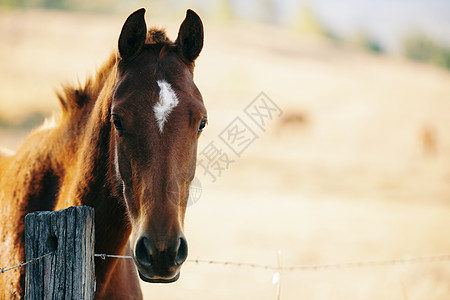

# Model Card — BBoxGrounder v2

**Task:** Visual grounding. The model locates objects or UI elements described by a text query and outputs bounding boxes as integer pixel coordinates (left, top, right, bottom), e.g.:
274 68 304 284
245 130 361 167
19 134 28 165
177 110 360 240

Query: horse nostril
136 235 187 269
175 237 188 266
135 237 152 266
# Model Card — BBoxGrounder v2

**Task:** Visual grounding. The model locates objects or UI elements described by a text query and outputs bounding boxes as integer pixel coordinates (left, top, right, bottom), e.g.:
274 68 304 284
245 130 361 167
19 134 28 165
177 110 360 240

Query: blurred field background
1 0 450 299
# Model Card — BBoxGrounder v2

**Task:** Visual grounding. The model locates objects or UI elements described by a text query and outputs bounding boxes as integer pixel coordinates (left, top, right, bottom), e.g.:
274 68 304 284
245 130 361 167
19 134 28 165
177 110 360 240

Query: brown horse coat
0 8 205 299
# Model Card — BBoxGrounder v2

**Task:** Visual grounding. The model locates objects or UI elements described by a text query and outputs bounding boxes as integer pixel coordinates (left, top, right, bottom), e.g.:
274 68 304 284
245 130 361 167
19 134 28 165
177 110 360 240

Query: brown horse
0 8 206 299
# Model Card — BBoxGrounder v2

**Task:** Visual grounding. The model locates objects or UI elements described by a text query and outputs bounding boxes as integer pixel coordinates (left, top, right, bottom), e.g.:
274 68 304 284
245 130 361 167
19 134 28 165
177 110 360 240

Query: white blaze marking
114 140 121 180
154 80 179 133
114 141 127 211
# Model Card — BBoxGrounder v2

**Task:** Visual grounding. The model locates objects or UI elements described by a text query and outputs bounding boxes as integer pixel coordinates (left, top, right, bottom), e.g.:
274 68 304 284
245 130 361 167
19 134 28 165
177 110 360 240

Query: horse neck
57 58 131 256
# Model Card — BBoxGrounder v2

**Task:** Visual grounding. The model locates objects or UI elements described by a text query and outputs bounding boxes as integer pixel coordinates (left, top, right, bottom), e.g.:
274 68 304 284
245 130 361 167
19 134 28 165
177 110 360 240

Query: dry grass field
1 9 450 300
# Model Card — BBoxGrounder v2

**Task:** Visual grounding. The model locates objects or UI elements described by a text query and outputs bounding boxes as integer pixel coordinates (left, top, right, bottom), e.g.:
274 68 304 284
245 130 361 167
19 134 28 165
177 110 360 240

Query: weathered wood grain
24 206 95 300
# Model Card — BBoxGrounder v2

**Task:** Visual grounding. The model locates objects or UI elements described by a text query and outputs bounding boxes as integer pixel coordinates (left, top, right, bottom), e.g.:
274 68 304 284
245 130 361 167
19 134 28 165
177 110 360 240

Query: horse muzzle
138 270 181 283
133 233 188 283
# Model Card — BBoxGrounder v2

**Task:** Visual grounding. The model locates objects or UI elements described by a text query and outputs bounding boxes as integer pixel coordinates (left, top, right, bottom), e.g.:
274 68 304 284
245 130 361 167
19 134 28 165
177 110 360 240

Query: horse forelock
146 27 177 61
146 27 172 45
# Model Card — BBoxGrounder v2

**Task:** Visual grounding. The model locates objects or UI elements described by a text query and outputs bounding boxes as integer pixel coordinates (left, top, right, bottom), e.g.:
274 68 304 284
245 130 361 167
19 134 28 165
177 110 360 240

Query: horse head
111 8 206 283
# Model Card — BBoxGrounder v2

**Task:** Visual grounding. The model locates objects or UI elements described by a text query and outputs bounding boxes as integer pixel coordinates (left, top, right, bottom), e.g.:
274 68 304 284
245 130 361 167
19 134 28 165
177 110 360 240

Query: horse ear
118 8 147 61
176 9 204 62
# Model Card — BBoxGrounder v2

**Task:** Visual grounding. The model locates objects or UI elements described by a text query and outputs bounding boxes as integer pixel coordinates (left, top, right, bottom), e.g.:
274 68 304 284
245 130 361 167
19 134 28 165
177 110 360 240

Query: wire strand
187 254 450 271
0 252 55 274
3 253 450 274
94 254 133 260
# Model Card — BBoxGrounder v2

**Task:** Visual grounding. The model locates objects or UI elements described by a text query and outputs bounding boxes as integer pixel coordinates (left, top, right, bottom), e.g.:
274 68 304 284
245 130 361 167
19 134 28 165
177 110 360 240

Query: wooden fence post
24 206 95 300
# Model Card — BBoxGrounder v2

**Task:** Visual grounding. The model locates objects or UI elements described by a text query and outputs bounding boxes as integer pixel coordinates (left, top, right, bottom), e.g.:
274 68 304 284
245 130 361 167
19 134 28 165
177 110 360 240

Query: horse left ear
176 9 204 62
119 8 147 61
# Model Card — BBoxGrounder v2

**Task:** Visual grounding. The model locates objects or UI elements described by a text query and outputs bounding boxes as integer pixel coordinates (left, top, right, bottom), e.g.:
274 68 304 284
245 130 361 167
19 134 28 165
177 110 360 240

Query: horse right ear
118 8 147 61
176 9 204 62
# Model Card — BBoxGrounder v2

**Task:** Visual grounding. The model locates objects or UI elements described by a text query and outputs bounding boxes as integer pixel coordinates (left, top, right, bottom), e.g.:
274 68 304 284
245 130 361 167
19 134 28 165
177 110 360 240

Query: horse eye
197 117 207 134
112 114 125 133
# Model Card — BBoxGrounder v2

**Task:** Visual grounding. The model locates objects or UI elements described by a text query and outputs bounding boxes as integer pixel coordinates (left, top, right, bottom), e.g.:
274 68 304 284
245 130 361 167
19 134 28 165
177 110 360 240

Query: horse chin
138 271 180 284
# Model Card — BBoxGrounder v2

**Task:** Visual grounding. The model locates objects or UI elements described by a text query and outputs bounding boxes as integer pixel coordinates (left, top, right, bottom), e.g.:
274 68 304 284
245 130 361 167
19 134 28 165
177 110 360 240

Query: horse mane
56 27 173 118
56 52 117 117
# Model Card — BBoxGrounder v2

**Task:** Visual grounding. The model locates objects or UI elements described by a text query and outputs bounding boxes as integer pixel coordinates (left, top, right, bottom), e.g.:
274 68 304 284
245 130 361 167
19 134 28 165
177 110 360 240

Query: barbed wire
187 254 450 271
2 252 450 275
0 251 55 274
94 254 132 260
91 253 450 271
